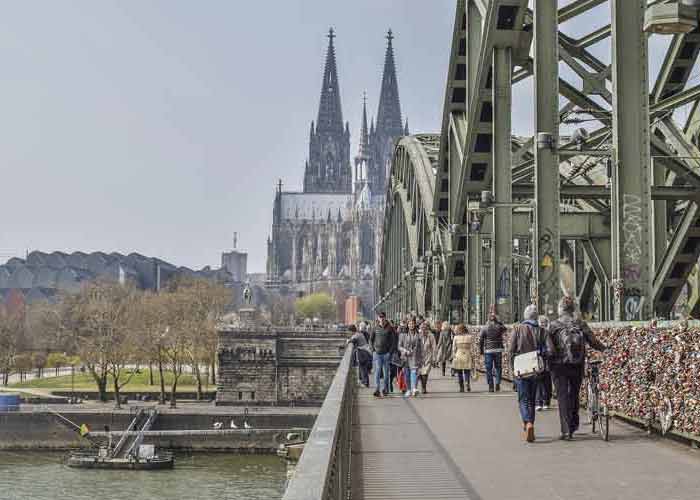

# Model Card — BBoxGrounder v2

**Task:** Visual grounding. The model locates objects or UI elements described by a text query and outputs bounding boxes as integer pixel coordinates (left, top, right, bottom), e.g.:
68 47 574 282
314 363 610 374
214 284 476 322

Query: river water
0 452 286 500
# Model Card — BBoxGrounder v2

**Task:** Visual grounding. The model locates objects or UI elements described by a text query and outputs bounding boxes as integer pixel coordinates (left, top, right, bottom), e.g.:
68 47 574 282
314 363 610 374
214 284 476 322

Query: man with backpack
546 296 606 440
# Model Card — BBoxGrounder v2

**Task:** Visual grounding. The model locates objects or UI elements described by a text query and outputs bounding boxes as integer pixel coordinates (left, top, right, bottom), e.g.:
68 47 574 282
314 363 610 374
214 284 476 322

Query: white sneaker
404 391 411 397
412 389 418 397
536 406 543 412
543 405 550 410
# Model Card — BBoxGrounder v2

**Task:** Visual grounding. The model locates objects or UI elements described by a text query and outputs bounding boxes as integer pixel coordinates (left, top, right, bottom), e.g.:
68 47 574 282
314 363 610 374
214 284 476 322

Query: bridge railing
282 344 354 500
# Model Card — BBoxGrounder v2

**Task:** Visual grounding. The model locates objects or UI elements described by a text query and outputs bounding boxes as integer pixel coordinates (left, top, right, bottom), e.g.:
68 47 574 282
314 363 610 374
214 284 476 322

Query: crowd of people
347 296 608 443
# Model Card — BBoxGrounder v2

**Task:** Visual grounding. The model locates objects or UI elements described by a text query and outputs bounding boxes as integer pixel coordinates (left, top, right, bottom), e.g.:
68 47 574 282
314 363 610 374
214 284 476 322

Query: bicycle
586 360 610 441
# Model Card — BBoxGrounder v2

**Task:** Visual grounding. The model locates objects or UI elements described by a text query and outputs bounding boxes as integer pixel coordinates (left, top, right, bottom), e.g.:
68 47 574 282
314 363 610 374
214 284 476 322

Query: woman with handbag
418 322 437 394
451 324 474 392
508 305 542 443
398 318 423 397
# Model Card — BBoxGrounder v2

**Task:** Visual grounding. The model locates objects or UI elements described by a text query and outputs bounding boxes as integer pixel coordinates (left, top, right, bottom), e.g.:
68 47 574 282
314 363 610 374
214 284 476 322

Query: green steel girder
378 0 700 322
377 135 442 316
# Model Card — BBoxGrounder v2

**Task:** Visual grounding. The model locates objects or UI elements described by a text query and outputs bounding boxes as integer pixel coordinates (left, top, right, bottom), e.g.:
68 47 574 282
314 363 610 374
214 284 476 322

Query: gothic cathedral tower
304 29 352 194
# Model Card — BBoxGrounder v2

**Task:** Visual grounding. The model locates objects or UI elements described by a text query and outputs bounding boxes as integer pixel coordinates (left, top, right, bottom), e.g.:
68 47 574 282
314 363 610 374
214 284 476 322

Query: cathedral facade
266 29 407 318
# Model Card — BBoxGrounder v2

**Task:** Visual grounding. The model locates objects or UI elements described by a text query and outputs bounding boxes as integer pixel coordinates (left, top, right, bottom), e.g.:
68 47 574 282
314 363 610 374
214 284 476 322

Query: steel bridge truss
378 0 700 323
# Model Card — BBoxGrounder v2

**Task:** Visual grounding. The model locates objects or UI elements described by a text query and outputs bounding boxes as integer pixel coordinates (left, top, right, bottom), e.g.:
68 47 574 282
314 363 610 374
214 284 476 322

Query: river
0 452 287 500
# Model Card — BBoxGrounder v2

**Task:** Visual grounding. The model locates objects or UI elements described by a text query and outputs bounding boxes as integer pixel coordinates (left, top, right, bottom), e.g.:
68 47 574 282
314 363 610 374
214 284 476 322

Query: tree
295 293 336 322
46 352 69 377
59 281 139 404
135 291 171 404
160 288 192 408
0 307 24 385
31 352 48 378
180 279 229 400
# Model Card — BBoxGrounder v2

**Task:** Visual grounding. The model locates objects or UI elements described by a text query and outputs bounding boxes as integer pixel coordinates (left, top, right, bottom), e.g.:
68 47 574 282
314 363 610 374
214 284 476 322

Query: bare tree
136 291 171 404
0 307 24 386
59 281 138 403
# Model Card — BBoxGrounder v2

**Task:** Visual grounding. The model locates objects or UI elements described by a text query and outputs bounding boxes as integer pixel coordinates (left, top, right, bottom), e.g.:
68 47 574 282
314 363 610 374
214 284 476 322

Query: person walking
451 324 474 392
387 320 401 394
398 318 423 397
436 322 453 377
508 305 541 443
536 315 552 411
418 322 437 394
370 312 393 398
359 322 370 343
546 296 607 440
347 325 372 387
479 306 507 392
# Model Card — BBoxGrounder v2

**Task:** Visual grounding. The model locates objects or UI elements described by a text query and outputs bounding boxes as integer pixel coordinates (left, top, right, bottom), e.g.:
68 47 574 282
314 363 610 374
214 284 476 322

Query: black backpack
556 323 586 365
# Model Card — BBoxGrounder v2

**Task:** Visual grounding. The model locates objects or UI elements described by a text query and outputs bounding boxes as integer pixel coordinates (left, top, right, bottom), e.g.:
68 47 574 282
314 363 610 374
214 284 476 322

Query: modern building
0 250 232 304
265 29 407 318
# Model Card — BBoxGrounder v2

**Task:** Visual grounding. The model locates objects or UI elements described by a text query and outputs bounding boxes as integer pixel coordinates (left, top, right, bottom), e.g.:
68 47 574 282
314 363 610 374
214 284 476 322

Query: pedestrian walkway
351 373 700 500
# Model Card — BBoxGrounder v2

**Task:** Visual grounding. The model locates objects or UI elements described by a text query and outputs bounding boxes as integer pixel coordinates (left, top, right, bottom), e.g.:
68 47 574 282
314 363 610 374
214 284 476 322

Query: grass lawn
8 369 207 393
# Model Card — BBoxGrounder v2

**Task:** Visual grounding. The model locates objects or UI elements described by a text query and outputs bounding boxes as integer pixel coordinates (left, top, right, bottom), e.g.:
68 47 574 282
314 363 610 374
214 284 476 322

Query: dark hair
348 325 357 333
378 311 387 319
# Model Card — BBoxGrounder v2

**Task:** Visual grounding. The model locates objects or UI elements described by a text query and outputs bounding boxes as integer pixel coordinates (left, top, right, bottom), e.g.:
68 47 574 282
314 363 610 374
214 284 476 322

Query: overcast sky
0 0 456 272
0 1 680 272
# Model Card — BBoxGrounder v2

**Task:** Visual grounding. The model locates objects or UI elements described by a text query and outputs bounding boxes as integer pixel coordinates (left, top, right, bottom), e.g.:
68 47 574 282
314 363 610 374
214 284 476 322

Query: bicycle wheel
599 406 610 441
587 384 596 425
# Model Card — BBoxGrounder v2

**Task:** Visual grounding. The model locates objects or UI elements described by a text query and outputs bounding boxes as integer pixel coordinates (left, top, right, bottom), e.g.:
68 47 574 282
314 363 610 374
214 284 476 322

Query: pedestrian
546 296 607 440
536 315 552 411
370 311 393 398
418 322 437 394
359 322 370 343
479 305 507 392
347 325 371 387
436 322 453 377
398 318 423 397
388 320 400 393
431 320 441 345
451 324 474 392
508 305 542 443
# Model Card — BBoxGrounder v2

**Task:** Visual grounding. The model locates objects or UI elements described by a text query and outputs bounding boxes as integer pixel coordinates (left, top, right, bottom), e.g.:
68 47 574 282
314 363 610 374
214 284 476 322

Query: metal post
490 47 513 323
610 0 653 320
533 0 561 318
652 157 667 273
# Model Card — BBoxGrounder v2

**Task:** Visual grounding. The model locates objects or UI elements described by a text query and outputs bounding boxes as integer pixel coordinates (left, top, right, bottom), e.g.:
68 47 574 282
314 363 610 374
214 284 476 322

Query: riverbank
0 404 317 452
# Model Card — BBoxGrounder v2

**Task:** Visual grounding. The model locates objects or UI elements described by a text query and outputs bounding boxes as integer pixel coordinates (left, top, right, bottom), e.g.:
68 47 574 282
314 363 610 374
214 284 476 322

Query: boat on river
62 408 174 470
66 447 174 470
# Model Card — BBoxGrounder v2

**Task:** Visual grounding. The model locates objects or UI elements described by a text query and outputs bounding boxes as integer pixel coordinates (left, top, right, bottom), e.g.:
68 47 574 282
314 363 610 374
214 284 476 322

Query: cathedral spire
359 92 370 159
316 28 344 135
304 28 352 194
376 29 403 138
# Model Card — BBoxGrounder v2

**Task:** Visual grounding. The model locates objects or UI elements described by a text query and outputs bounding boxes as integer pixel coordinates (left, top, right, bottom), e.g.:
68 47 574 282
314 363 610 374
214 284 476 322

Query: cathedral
265 29 407 318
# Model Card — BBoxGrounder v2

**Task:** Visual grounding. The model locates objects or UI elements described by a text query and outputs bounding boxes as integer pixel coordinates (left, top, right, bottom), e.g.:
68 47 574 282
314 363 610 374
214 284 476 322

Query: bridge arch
377 134 445 320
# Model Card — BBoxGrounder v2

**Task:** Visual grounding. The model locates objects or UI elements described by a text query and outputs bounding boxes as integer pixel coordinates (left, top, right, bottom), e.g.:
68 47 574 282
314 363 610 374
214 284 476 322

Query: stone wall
216 326 346 406
0 411 316 450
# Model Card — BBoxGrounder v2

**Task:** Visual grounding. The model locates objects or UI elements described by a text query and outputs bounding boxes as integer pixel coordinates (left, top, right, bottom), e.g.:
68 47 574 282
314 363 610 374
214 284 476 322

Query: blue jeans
484 352 503 387
516 377 538 424
373 352 391 393
409 369 418 393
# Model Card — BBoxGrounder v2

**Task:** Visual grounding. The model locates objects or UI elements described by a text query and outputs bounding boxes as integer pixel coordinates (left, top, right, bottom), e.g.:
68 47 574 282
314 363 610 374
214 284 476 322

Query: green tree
295 293 336 322
46 352 68 377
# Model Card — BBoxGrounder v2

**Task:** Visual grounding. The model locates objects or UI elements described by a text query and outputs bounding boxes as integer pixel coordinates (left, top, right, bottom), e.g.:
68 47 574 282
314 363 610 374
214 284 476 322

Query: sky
0 0 456 272
0 1 684 273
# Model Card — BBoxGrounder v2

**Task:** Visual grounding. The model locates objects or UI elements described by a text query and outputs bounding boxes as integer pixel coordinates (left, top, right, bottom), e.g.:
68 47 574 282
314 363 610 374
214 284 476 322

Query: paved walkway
351 372 700 500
